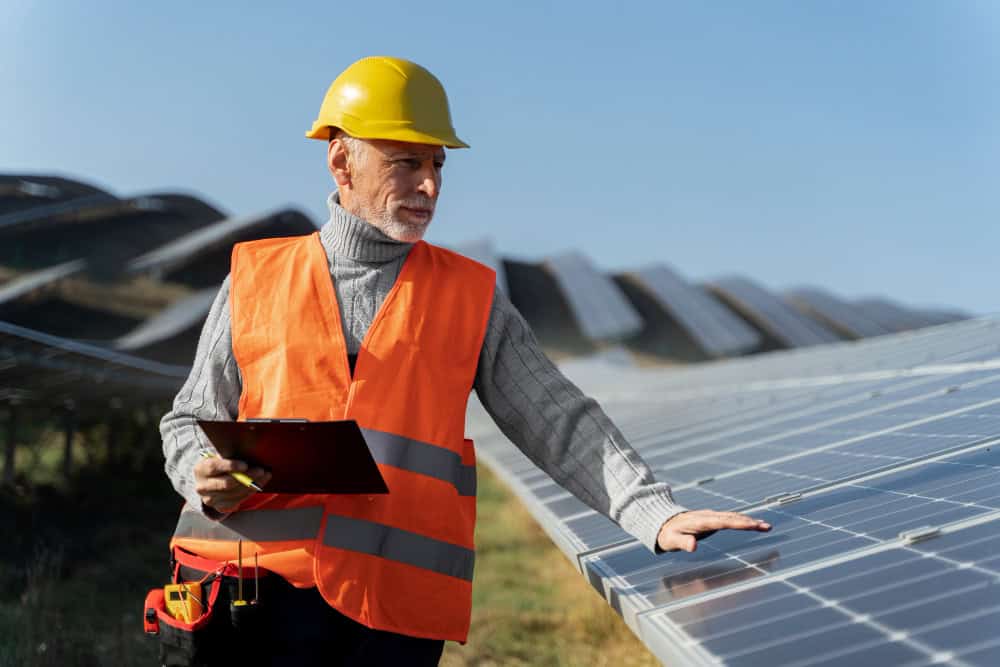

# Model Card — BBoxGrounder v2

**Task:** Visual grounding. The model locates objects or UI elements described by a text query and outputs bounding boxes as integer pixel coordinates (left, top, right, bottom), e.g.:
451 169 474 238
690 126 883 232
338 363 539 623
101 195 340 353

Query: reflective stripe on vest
174 506 323 543
363 429 476 497
323 515 475 582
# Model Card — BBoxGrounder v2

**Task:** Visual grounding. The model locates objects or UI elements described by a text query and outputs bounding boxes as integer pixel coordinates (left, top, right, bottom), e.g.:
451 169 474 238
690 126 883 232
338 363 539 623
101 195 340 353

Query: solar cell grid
665 382 1000 508
647 515 1000 666
586 446 1000 641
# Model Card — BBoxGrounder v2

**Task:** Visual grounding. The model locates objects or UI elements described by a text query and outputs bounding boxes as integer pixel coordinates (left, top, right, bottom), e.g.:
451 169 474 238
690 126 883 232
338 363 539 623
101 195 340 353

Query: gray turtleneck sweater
160 194 685 551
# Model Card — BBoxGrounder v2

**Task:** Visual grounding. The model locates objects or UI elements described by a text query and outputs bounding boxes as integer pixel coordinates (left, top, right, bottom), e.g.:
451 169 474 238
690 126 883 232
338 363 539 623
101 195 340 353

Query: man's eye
396 159 421 169
434 161 444 170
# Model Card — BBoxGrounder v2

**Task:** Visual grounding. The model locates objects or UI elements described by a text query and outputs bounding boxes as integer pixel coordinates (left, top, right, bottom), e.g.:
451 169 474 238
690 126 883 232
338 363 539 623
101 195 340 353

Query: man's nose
417 167 440 199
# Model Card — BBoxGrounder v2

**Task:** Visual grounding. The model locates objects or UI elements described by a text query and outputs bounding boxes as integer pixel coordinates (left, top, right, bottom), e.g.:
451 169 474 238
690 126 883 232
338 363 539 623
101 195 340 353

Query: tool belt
144 547 270 667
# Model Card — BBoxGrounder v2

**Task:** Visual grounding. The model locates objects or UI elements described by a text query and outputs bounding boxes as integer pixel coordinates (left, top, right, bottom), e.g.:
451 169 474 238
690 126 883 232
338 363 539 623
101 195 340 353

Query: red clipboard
196 419 389 494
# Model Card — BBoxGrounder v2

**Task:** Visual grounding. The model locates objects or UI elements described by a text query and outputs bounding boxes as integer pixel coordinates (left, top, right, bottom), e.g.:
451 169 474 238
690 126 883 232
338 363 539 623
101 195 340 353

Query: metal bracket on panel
899 525 941 544
695 477 715 486
763 492 801 506
946 386 961 394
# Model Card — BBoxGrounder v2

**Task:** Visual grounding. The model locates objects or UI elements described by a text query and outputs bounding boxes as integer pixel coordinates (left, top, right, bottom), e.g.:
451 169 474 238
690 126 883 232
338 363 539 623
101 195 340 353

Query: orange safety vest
170 231 495 641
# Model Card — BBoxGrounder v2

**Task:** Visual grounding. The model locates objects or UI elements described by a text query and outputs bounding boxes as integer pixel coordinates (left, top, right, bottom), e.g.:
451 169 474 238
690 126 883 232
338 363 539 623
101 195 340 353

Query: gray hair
332 129 368 169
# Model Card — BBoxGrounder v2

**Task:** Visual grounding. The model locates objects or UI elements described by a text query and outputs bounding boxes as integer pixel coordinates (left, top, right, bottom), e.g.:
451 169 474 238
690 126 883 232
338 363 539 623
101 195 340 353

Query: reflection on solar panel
707 277 841 349
451 239 508 294
545 252 643 342
619 264 761 358
786 287 892 339
471 316 1000 665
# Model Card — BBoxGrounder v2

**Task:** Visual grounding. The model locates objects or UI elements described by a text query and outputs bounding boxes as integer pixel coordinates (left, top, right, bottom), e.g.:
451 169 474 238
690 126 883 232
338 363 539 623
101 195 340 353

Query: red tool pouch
143 547 267 666
143 574 223 666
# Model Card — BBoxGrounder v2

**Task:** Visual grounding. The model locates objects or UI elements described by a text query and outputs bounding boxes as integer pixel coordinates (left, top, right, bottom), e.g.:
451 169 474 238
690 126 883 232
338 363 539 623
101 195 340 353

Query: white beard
357 202 432 243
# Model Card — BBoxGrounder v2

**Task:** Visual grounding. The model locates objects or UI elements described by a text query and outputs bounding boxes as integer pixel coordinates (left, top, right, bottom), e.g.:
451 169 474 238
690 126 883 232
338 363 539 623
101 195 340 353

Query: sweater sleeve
473 286 687 552
159 275 242 516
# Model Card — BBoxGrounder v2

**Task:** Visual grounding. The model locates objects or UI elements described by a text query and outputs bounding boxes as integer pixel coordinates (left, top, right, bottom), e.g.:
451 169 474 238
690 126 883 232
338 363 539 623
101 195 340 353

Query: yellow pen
200 450 263 492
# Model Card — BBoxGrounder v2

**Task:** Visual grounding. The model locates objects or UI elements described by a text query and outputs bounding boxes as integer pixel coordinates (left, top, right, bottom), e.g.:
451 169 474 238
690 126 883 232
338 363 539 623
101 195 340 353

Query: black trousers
173 564 445 667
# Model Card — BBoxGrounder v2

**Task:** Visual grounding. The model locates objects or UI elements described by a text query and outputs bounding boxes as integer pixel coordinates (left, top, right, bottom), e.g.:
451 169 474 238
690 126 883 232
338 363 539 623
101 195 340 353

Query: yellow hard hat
305 56 468 148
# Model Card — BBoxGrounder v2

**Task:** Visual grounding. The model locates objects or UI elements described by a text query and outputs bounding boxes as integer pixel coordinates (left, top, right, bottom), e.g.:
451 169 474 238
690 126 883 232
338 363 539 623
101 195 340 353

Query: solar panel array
708 277 842 348
470 317 1000 665
620 264 762 357
0 174 317 409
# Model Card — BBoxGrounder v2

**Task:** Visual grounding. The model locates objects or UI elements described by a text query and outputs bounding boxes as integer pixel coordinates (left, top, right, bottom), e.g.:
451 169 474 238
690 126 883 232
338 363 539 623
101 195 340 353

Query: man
160 56 770 666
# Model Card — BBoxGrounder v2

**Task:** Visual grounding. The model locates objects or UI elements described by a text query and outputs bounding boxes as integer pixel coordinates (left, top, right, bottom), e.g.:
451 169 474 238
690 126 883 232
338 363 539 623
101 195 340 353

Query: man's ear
328 138 351 188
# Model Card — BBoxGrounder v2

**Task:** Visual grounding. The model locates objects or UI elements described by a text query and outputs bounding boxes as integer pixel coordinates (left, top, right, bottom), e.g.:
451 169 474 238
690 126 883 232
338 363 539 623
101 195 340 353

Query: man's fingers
195 475 243 494
195 456 249 478
671 511 771 533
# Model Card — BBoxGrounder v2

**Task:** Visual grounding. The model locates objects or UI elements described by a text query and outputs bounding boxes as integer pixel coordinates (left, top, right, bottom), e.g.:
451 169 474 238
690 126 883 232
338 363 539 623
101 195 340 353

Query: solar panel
126 209 316 286
618 264 761 358
470 316 1000 665
707 277 842 348
544 252 643 342
853 297 937 332
0 320 187 407
785 287 892 339
114 287 217 353
0 259 88 301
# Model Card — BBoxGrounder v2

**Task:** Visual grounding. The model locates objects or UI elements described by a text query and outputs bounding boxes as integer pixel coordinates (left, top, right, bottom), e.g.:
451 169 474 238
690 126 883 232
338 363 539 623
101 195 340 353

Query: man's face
343 138 445 243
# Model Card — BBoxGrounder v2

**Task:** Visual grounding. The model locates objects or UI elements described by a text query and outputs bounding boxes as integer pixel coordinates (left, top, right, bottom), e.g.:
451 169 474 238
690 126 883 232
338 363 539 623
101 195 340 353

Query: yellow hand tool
164 582 203 624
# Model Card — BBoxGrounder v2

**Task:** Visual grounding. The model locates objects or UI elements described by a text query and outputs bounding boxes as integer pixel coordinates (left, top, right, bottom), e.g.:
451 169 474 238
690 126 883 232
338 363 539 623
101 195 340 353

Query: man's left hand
657 510 771 553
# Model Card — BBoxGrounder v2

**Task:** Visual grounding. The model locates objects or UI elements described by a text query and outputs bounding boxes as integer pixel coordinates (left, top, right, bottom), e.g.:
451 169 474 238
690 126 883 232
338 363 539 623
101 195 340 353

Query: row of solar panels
0 173 970 412
469 317 1000 665
459 244 967 359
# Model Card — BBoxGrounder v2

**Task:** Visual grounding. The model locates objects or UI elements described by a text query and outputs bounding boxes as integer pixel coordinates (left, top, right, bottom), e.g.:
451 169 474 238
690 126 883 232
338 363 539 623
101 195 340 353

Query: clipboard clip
245 418 310 423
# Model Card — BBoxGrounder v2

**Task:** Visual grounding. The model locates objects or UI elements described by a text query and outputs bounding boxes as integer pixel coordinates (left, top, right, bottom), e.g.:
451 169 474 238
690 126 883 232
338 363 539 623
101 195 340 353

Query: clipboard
196 419 389 494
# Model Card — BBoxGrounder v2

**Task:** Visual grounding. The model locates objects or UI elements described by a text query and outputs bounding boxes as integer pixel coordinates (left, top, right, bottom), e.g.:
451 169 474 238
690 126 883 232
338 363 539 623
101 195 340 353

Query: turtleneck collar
318 191 414 263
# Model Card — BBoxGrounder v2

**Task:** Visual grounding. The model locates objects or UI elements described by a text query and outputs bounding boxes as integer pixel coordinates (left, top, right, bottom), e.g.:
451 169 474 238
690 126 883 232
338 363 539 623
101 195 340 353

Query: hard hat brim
305 123 469 149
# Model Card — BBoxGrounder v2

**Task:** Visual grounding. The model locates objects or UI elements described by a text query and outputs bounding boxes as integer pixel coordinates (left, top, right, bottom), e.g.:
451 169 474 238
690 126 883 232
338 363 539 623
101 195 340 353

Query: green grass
0 429 656 666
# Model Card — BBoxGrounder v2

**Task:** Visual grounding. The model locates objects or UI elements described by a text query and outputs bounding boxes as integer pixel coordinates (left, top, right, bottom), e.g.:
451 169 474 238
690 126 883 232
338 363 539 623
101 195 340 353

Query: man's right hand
194 456 271 512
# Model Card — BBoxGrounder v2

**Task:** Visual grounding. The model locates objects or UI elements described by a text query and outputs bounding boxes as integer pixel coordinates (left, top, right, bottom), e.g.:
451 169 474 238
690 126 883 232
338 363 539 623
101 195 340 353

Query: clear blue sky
4 1 997 314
